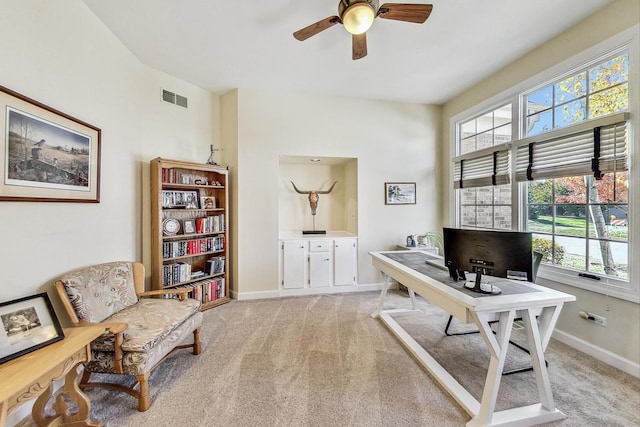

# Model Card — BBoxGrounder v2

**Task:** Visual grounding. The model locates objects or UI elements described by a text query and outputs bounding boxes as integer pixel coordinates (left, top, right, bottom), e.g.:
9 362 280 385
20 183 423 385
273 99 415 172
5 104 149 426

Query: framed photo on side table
0 86 101 203
0 293 64 364
385 182 416 205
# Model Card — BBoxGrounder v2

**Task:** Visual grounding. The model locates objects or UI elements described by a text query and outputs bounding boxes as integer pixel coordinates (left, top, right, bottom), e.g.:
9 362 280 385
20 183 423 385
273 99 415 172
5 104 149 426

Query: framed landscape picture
0 293 64 364
0 86 101 202
385 182 416 205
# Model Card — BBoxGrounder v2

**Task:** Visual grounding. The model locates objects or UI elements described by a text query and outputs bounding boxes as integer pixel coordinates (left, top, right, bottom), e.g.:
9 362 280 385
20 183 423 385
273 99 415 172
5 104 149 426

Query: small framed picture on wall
385 182 416 205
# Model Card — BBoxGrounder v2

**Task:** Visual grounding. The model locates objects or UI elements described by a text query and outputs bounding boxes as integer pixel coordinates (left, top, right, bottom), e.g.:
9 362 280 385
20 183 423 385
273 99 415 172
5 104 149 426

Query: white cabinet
308 239 333 288
282 240 307 289
334 238 357 286
309 252 333 287
280 235 358 290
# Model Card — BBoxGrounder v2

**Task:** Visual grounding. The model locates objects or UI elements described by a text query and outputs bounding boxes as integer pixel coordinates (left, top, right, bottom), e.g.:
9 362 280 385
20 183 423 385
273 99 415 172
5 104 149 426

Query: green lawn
528 215 628 239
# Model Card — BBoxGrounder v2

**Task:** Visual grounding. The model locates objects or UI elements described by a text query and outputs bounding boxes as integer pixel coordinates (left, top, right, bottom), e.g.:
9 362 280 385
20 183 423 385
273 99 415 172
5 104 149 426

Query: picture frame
161 190 199 209
0 292 64 364
184 191 199 209
385 182 416 205
200 196 216 210
183 218 196 234
0 86 101 203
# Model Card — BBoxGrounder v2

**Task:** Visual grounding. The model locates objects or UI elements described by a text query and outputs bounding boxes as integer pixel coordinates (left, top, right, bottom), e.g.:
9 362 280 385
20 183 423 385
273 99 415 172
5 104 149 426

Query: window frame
449 26 639 303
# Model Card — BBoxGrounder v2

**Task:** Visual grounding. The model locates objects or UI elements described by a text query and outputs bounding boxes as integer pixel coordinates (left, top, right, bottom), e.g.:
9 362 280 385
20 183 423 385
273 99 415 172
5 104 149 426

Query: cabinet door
309 251 332 288
334 238 357 286
282 240 307 289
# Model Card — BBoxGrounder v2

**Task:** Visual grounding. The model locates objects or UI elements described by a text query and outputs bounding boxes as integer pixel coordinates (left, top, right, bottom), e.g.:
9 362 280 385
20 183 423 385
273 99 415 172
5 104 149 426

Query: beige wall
0 1 221 424
440 0 640 370
224 89 441 297
0 3 219 308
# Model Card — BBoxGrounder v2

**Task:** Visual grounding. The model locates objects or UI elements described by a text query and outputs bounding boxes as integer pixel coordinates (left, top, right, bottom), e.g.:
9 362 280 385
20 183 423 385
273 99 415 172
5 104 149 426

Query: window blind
453 147 510 189
515 113 628 181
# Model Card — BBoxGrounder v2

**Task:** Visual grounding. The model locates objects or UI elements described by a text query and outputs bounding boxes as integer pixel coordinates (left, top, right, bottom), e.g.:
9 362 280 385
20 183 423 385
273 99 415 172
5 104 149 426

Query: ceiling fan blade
377 3 433 24
293 16 341 41
352 33 367 60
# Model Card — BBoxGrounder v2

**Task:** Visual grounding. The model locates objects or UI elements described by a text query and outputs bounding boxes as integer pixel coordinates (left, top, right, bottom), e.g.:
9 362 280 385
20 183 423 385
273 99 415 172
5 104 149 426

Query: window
452 40 635 300
526 173 628 280
455 105 513 230
525 53 629 136
520 52 629 284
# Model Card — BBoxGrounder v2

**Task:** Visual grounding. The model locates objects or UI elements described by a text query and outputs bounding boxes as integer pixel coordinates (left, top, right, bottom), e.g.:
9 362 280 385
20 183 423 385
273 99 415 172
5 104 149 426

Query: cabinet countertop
280 231 358 240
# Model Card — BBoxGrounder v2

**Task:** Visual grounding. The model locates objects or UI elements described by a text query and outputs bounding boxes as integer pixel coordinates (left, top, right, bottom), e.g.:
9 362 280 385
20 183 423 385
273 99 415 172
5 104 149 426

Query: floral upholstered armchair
55 261 203 411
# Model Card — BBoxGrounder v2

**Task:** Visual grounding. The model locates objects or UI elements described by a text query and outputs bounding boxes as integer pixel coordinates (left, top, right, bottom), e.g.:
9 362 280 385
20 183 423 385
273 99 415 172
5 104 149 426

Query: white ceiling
83 0 612 105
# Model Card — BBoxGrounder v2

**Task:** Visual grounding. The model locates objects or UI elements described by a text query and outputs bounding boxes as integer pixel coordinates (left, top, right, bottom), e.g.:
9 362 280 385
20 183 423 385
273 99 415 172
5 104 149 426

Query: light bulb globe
342 3 375 35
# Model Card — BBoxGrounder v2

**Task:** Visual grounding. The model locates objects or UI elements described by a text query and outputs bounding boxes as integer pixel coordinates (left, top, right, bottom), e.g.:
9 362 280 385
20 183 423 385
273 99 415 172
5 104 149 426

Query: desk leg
372 273 423 319
469 310 516 426
466 307 566 427
523 306 561 412
0 401 7 427
408 289 417 310
371 273 392 318
32 363 101 427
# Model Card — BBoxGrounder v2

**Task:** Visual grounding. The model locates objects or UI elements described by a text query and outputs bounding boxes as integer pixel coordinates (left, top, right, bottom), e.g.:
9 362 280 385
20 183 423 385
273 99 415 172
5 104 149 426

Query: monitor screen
443 228 533 282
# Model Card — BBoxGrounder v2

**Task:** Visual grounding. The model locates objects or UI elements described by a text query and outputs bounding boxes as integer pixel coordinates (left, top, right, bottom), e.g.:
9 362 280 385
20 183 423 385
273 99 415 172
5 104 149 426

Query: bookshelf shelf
151 157 230 310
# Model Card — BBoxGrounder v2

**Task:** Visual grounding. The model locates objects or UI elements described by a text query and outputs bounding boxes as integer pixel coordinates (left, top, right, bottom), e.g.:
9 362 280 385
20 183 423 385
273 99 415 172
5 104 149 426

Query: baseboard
552 329 640 378
233 282 385 301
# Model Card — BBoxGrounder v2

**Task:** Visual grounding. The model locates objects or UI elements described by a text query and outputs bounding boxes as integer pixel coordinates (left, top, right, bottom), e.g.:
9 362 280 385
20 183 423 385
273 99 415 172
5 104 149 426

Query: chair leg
193 327 201 355
136 372 151 412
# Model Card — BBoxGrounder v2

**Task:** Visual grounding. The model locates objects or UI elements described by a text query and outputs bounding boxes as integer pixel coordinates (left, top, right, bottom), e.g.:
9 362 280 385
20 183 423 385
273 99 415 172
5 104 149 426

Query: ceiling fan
293 0 433 60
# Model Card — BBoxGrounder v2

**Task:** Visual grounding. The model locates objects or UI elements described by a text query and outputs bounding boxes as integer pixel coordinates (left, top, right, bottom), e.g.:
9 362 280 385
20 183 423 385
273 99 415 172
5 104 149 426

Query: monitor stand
463 271 502 295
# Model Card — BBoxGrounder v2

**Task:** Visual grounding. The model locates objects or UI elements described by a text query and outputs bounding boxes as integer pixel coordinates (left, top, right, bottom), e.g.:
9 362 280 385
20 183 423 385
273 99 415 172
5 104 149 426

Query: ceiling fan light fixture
342 3 375 35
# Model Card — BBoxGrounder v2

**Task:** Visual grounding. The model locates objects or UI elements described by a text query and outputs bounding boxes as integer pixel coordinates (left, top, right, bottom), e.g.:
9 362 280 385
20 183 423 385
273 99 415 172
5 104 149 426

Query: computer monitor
443 227 533 294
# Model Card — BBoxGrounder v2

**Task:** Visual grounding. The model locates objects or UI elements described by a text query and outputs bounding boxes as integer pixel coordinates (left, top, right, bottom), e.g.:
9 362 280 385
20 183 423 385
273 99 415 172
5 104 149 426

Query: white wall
440 0 640 371
0 1 220 423
0 0 219 301
225 89 441 297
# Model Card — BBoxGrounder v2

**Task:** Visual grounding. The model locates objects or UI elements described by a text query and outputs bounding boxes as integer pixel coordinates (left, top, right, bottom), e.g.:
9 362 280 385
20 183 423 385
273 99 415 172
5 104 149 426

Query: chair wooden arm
76 321 128 374
138 288 190 301
76 321 128 335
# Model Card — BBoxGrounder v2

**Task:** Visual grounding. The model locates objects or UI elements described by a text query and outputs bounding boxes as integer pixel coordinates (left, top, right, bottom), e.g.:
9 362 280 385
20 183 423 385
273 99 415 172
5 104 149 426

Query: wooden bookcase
150 157 230 310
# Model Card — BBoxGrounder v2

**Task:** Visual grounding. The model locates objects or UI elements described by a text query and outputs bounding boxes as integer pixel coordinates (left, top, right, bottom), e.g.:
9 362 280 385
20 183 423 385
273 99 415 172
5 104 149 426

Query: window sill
537 264 639 303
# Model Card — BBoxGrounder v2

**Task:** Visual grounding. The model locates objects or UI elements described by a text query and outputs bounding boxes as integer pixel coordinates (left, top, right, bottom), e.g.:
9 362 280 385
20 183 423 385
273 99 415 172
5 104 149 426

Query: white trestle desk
370 250 576 427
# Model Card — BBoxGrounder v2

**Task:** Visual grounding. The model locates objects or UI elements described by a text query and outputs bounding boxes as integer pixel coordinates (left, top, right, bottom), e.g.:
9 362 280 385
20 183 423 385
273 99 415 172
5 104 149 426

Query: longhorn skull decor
291 181 338 234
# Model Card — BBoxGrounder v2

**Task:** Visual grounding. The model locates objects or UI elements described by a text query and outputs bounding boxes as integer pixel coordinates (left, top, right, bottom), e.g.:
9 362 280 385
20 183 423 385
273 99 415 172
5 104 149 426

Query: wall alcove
278 155 358 236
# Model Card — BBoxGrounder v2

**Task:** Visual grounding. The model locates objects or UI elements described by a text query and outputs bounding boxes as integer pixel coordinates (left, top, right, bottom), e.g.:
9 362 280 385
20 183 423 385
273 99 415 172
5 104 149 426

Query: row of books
196 214 224 233
164 277 226 303
206 256 225 275
162 168 209 185
163 262 192 285
162 236 224 259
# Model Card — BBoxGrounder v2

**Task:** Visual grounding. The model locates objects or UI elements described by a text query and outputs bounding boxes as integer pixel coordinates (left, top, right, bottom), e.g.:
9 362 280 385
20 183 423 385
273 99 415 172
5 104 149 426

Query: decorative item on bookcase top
183 219 196 234
201 196 216 210
162 190 200 209
206 144 222 165
162 218 181 235
0 292 64 364
385 182 416 205
0 86 101 203
291 180 338 234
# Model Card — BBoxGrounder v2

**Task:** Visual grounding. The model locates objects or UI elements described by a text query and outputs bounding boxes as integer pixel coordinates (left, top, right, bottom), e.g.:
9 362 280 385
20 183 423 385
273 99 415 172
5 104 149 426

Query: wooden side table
0 325 105 427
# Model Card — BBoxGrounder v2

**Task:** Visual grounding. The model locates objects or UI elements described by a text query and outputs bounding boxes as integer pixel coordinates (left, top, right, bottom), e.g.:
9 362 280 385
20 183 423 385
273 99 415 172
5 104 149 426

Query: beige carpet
26 291 640 426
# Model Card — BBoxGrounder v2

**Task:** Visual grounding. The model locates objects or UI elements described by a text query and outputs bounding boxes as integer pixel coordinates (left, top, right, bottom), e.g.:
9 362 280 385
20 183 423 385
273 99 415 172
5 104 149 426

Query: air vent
161 89 188 109
175 94 188 108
